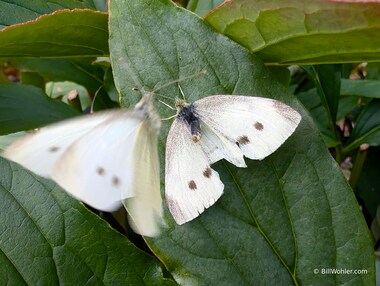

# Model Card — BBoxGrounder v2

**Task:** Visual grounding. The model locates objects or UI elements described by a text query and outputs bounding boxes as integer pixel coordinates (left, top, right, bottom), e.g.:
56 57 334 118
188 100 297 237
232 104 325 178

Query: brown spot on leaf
203 167 212 178
188 180 197 190
237 135 250 145
254 122 264 131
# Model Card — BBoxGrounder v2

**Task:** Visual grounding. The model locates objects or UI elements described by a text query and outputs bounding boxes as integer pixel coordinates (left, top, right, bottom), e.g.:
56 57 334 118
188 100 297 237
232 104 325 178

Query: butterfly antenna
152 69 207 93
132 87 173 102
178 84 186 101
158 99 175 110
161 114 177 121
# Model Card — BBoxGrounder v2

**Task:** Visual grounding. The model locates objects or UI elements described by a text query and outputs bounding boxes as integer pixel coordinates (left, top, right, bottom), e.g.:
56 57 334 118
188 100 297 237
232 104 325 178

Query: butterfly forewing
51 111 144 212
195 95 301 161
3 113 115 177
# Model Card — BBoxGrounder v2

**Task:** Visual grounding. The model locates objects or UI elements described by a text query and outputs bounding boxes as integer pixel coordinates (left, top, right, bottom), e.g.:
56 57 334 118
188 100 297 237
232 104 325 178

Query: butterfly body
175 99 201 142
165 95 301 225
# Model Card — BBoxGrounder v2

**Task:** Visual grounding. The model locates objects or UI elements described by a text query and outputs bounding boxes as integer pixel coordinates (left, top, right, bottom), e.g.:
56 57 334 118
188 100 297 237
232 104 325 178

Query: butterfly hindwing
165 119 224 225
125 118 163 236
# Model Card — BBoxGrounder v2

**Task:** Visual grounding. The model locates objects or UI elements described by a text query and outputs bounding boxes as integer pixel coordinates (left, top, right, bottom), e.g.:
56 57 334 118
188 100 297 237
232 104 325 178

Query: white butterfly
3 93 163 237
165 95 301 225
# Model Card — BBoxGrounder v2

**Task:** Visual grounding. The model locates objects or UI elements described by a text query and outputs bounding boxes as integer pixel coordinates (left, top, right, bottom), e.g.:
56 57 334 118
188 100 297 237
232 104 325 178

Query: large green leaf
109 0 374 284
0 9 108 58
10 58 105 93
0 0 95 28
205 0 380 65
0 84 80 135
0 157 172 285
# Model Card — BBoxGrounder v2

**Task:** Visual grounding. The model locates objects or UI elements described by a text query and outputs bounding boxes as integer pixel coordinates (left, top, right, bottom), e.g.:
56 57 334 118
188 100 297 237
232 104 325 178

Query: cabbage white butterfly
165 95 301 225
3 93 163 237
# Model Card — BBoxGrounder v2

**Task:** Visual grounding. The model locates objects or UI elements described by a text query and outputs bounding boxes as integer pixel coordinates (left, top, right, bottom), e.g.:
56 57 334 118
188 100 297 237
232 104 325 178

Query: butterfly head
134 93 161 132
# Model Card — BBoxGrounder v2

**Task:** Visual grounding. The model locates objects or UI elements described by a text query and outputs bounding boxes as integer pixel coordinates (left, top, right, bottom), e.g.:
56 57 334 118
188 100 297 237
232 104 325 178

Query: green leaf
187 0 225 16
301 65 342 148
92 0 108 12
45 81 92 111
305 65 342 123
103 66 119 103
20 71 45 90
205 0 380 65
344 100 380 152
0 0 95 28
10 58 104 93
366 63 380 80
356 148 380 219
268 66 291 87
296 86 359 147
0 157 172 285
341 79 380 98
337 95 360 120
296 87 336 147
0 84 80 135
0 9 108 58
92 85 119 111
109 0 374 284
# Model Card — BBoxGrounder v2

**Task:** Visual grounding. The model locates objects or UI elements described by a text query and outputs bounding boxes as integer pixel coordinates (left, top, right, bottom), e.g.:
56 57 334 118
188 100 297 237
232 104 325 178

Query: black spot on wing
188 180 197 190
112 176 121 187
203 167 212 178
237 135 250 145
96 167 105 175
95 167 122 188
48 146 59 153
254 122 264 131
